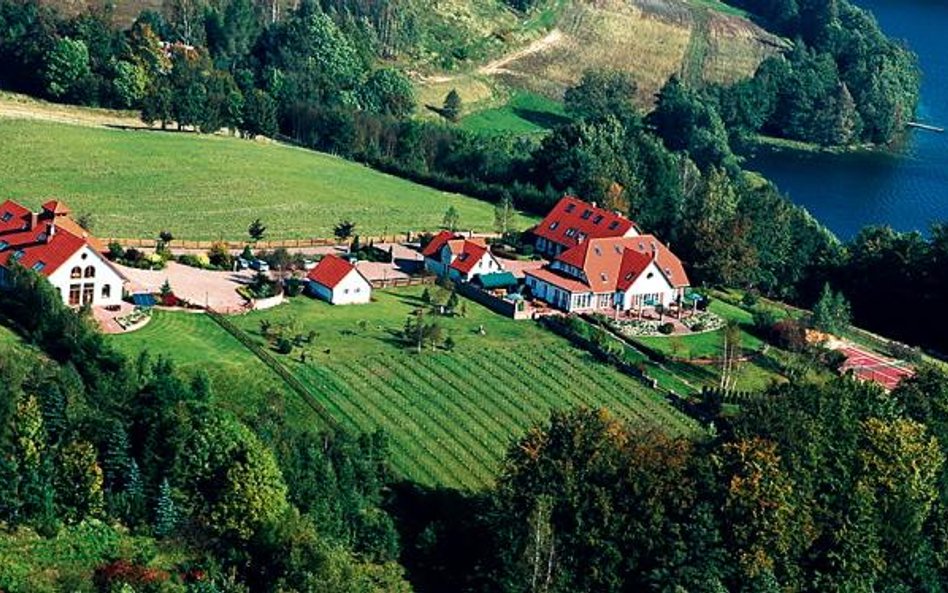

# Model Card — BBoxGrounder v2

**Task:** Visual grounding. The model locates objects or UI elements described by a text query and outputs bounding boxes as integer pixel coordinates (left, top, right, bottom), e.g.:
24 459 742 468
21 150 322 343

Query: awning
473 271 518 290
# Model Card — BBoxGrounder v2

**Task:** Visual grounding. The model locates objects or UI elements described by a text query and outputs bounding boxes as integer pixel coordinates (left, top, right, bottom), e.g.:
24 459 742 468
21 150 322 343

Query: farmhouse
531 196 639 258
0 199 125 307
421 231 504 282
524 235 689 313
306 254 372 305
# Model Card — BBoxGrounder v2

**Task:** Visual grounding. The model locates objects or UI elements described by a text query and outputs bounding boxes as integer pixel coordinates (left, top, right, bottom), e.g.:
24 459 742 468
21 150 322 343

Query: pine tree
55 440 105 524
832 83 862 145
154 478 177 538
103 422 132 492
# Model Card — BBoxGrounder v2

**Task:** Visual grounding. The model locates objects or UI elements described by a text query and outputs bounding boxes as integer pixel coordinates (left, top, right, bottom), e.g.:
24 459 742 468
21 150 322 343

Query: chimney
29 213 38 230
591 201 598 208
46 222 55 242
651 241 658 258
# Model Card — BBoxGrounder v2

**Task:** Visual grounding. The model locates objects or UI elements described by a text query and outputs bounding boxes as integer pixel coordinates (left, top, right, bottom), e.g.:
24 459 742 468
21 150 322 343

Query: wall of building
618 261 680 309
330 269 372 305
46 246 124 307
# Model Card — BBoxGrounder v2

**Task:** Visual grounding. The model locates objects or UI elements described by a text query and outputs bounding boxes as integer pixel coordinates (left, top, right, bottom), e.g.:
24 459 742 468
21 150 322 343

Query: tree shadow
511 107 570 130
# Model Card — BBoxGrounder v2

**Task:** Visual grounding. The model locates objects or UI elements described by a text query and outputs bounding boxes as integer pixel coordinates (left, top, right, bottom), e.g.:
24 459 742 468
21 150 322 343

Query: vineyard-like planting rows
292 345 699 489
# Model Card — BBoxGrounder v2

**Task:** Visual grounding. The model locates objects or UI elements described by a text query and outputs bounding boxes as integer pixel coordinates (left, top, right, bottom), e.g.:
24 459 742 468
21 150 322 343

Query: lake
745 0 948 239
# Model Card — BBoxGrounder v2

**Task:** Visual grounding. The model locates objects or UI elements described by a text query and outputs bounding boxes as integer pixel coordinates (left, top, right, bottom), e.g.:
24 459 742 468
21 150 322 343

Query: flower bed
681 311 725 333
611 311 724 338
116 307 151 330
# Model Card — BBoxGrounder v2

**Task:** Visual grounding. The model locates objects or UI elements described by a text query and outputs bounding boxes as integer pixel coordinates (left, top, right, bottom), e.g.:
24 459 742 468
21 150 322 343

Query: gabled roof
0 199 96 277
535 234 689 294
306 254 367 290
449 241 489 274
41 200 70 215
421 230 456 258
532 196 637 249
474 271 518 289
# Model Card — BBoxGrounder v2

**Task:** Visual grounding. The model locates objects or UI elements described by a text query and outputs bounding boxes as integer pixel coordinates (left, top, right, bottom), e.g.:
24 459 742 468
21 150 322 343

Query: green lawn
637 301 765 359
109 311 318 429
460 91 569 136
223 287 699 489
0 119 535 240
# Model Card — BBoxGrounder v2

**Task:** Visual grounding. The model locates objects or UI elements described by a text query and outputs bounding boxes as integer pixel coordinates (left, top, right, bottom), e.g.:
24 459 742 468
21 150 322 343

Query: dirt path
478 29 565 76
0 93 146 128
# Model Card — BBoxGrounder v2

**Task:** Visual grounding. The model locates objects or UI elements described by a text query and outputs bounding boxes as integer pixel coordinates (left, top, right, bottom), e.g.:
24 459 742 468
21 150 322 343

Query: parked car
236 257 250 270
302 259 317 271
250 259 270 272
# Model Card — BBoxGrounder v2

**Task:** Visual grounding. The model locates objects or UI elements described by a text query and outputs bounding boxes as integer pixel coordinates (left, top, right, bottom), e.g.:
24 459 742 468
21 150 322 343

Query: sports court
838 345 914 390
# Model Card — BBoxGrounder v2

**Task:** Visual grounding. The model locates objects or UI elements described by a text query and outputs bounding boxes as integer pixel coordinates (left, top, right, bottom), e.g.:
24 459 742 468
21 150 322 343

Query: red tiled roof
537 234 689 294
526 266 591 293
0 200 89 276
421 231 456 258
532 196 636 250
41 200 70 215
307 254 358 289
449 241 488 274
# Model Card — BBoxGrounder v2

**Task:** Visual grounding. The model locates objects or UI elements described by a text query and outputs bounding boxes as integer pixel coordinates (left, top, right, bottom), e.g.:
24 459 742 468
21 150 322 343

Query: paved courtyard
118 261 255 313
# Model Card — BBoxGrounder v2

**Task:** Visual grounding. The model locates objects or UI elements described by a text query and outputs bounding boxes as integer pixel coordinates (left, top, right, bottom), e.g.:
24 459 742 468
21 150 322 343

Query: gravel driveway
118 261 256 313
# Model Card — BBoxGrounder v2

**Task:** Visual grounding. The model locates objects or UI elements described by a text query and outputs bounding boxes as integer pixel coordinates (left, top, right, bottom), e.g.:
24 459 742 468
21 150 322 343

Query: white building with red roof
524 235 689 313
421 231 504 283
305 254 372 305
0 199 125 307
531 196 639 258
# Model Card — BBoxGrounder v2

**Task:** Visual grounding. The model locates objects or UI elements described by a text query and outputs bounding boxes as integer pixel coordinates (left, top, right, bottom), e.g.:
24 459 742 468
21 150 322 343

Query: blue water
745 0 948 239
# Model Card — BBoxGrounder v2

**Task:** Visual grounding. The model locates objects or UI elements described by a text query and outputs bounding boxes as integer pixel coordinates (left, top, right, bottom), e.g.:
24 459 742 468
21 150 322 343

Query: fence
107 234 417 250
370 275 435 289
456 283 530 320
205 309 338 429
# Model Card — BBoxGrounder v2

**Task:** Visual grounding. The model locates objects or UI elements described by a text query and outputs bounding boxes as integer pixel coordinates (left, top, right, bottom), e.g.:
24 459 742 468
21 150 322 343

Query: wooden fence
370 275 435 289
107 234 420 250
205 309 339 429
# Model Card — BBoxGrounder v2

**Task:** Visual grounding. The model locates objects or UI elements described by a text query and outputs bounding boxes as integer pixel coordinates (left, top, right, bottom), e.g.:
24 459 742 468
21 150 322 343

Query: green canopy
474 272 518 290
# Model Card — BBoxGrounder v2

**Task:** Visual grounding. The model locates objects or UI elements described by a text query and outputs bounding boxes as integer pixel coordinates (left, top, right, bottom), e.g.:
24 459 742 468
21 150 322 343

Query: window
581 209 592 220
0 241 8 251
101 284 111 299
69 284 81 306
564 203 575 213
81 253 88 260
593 246 602 256
344 288 350 294
71 267 81 279
549 221 559 230
82 284 94 305
576 232 586 243
600 273 608 281
614 245 622 254
565 228 577 238
32 261 46 272
354 287 361 293
36 232 47 242
0 212 11 222
84 266 95 278
593 214 604 224
647 272 654 279
10 250 24 262
609 221 620 230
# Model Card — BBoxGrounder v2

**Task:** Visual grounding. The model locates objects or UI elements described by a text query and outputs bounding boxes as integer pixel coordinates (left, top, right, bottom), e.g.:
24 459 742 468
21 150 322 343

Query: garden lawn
0 119 536 240
230 287 699 490
636 300 765 360
109 311 318 430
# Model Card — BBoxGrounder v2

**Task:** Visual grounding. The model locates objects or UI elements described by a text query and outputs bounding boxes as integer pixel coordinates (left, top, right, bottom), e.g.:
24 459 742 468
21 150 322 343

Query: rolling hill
0 117 535 240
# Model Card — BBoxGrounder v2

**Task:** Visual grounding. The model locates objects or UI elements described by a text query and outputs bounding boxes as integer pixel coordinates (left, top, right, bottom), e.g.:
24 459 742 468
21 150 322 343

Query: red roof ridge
307 254 359 289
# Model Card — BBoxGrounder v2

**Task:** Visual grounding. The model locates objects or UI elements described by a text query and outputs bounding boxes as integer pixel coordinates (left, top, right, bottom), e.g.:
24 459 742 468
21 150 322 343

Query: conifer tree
154 478 178 538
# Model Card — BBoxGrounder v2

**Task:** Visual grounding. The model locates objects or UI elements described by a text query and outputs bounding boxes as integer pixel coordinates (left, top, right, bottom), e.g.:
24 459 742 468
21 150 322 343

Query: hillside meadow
0 118 535 240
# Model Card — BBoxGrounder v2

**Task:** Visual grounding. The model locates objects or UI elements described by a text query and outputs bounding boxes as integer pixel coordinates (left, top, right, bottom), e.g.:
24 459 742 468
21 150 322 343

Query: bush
772 319 807 352
285 277 305 297
208 242 234 270
658 322 675 335
275 336 293 355
753 308 780 335
690 322 706 332
176 254 210 269
741 290 759 308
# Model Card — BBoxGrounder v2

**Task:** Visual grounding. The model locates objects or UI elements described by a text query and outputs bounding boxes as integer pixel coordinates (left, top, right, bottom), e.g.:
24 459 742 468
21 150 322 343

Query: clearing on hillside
114 289 699 489
0 118 535 240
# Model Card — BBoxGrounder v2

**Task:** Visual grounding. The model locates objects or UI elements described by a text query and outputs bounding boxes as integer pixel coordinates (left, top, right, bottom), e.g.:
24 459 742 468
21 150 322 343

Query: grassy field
460 91 570 135
191 287 699 490
0 118 535 240
109 311 322 430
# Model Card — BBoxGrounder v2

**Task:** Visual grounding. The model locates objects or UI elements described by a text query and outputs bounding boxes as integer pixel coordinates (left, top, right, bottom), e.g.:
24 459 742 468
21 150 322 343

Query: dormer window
625 273 633 280
564 203 575 213
593 215 604 224
0 241 8 251
576 232 586 242
609 221 620 230
565 228 577 238
36 232 47 242
0 212 11 222
581 210 592 220
10 250 25 262
32 261 45 272
549 221 559 230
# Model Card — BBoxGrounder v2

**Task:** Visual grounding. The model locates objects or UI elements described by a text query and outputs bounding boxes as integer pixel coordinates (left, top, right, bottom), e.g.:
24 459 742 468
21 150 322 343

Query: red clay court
838 345 914 391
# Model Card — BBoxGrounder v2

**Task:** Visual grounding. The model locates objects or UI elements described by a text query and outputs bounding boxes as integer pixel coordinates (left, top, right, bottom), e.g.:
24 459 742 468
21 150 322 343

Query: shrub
753 308 779 335
772 319 807 352
207 242 233 270
691 322 706 332
658 322 675 335
275 336 293 355
176 254 210 269
285 277 305 297
107 242 125 260
741 290 759 308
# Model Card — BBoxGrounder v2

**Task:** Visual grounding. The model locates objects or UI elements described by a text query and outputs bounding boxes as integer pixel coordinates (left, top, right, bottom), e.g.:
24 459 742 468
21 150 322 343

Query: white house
524 235 690 313
306 254 372 305
0 199 125 307
421 230 504 282
530 195 639 258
